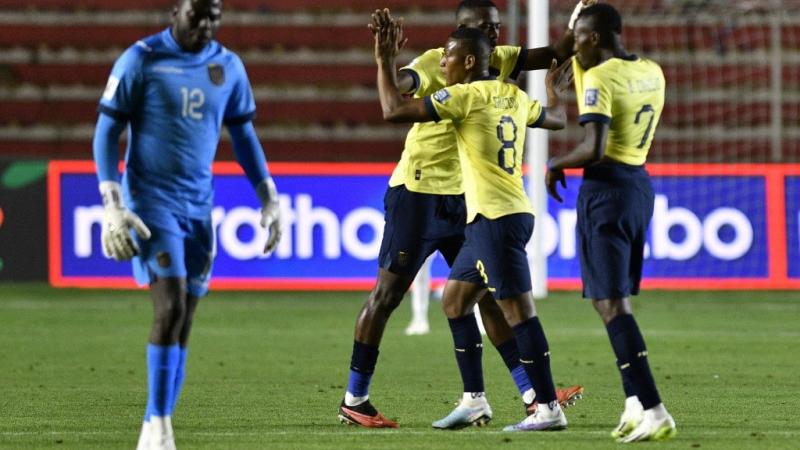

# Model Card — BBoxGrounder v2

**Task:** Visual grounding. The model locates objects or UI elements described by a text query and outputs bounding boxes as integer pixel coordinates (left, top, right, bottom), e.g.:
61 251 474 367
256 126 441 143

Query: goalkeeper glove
99 181 151 261
568 0 598 30
256 177 282 256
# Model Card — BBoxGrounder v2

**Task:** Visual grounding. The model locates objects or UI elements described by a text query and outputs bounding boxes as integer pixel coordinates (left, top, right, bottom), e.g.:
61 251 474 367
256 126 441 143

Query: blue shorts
577 163 654 299
449 213 534 299
131 208 215 297
377 185 466 276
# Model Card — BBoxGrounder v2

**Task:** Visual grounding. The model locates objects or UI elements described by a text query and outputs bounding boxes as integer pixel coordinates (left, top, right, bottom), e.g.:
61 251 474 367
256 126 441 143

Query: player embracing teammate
339 0 591 432
355 0 677 443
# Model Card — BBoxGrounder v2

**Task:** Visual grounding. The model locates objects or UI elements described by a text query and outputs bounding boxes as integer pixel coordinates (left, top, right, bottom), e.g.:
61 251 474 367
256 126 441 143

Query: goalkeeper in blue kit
92 1 281 448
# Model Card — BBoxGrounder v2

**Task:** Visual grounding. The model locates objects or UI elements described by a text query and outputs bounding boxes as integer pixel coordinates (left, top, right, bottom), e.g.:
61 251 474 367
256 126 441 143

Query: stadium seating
0 1 798 162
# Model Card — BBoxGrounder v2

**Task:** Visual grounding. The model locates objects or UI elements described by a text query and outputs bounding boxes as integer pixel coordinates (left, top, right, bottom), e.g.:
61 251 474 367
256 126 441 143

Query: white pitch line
2 430 799 437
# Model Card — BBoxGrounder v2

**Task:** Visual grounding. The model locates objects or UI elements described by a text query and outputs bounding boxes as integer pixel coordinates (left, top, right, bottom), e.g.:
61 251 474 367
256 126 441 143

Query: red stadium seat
0 0 797 163
1 23 795 51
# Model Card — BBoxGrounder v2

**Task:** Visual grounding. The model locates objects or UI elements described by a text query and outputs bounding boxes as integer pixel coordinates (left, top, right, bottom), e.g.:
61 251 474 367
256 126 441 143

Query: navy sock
606 314 662 409
171 347 189 413
346 341 379 397
512 317 556 404
496 338 533 396
448 313 484 393
146 344 180 418
618 359 638 398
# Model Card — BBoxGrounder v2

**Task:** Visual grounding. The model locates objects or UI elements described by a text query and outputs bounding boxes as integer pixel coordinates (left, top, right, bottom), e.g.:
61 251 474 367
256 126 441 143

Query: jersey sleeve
527 99 546 128
98 43 146 121
424 84 471 123
400 48 443 95
223 54 257 126
491 45 526 81
577 67 612 125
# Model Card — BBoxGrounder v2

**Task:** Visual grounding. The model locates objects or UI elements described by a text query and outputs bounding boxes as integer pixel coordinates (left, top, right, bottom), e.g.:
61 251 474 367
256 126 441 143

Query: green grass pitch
1 283 798 449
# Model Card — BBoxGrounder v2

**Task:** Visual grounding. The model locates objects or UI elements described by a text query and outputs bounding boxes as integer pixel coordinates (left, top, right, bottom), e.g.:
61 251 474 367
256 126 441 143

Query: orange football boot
525 385 584 415
338 400 399 428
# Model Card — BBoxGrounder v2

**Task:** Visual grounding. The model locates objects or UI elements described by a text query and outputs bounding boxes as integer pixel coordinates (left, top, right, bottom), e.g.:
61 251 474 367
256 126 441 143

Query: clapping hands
369 8 407 62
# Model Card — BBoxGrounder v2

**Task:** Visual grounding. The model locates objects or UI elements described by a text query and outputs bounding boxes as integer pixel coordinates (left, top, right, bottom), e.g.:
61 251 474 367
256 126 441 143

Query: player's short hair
456 0 497 17
578 3 623 36
449 27 492 62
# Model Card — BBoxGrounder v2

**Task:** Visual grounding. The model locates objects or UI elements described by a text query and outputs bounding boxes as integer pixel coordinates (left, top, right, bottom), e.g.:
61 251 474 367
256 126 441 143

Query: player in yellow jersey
545 3 677 443
338 0 592 429
370 11 573 431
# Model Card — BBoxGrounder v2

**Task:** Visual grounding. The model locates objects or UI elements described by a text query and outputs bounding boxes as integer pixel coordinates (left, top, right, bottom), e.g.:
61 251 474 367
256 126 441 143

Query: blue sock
448 313 484 393
512 317 556 404
346 341 379 397
146 344 180 419
171 347 189 413
606 314 661 409
496 338 534 396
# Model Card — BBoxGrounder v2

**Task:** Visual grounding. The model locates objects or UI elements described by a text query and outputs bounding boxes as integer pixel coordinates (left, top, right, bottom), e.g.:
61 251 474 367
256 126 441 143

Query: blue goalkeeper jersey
98 28 256 218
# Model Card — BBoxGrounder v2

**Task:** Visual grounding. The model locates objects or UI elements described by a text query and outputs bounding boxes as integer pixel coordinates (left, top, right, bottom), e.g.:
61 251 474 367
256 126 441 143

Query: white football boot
135 420 150 450
503 400 567 432
432 393 492 429
148 416 177 450
619 403 676 443
611 396 645 439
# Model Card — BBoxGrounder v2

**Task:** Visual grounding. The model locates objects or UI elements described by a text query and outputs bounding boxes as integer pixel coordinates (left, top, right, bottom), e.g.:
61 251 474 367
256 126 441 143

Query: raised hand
545 58 574 94
370 8 407 61
569 0 599 30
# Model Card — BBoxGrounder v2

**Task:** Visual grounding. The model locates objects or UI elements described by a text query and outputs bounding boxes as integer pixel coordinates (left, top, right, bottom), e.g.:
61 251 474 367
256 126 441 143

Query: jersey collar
471 74 496 83
160 28 216 60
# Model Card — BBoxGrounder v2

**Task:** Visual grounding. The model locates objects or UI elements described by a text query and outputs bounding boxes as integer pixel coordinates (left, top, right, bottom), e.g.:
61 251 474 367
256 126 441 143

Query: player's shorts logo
397 251 409 267
208 64 225 86
156 251 172 268
433 88 452 104
584 88 599 107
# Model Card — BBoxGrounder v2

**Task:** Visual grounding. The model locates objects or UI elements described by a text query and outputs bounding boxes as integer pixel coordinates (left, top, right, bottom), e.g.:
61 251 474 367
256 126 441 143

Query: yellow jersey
426 78 544 222
389 45 524 194
572 55 665 166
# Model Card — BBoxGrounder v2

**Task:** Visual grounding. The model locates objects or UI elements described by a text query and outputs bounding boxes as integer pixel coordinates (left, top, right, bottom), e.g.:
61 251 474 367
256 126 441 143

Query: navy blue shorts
377 185 466 276
577 163 654 299
449 213 534 299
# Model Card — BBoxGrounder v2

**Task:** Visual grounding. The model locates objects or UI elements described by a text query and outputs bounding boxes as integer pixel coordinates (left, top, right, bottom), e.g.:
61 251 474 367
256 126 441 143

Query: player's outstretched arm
228 121 282 255
373 9 431 123
522 0 597 71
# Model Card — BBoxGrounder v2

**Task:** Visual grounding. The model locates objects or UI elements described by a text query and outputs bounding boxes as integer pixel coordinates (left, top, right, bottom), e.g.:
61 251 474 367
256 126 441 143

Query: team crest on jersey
432 88 452 104
207 64 225 85
584 88 599 106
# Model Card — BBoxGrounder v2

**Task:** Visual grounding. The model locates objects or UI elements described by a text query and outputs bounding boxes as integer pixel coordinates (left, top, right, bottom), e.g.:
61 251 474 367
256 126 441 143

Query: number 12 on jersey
180 87 205 120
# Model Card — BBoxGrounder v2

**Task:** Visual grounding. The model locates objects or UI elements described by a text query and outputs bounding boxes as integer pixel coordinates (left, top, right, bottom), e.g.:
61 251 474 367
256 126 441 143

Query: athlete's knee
367 284 406 314
150 278 188 342
592 297 632 324
494 294 536 327
440 281 483 319
365 269 412 313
